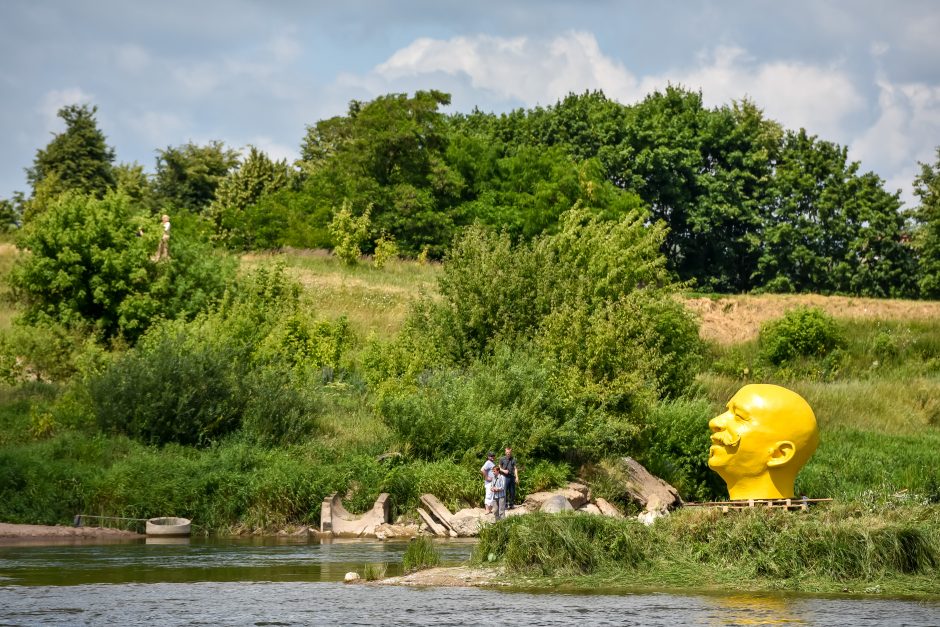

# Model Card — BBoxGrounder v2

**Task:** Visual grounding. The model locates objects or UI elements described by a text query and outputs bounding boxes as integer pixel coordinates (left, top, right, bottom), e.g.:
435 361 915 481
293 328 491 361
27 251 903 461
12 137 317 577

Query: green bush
10 191 234 343
759 307 847 365
84 264 351 447
637 399 725 502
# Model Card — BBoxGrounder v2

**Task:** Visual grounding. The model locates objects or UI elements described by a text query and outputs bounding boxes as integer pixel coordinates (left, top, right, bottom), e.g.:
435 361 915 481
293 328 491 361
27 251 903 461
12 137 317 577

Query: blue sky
2 0 939 206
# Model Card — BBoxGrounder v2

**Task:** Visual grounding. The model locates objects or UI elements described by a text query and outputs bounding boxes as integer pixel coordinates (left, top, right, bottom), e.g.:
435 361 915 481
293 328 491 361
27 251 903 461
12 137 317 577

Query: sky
2 0 939 207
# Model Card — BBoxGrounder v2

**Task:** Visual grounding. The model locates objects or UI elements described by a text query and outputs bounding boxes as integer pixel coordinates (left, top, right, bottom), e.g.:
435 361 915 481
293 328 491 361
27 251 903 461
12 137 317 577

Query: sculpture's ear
767 441 796 467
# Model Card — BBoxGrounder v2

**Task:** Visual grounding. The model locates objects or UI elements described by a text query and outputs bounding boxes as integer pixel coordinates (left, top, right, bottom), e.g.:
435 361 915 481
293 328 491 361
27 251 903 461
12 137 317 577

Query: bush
86 265 350 446
636 399 725 502
10 191 234 343
759 307 846 365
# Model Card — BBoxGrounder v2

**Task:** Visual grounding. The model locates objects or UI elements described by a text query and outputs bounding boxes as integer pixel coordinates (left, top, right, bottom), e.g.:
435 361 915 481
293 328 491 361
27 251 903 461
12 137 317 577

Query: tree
756 130 915 297
299 91 462 255
912 148 940 298
0 192 25 231
208 146 295 249
154 141 239 214
26 104 116 205
10 191 235 342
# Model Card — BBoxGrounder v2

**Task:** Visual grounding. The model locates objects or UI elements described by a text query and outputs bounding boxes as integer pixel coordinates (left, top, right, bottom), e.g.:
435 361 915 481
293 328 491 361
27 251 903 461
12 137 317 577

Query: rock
540 494 574 513
611 457 682 512
523 483 591 512
374 523 419 540
594 498 623 518
344 572 360 582
637 508 670 526
578 503 602 515
449 508 487 537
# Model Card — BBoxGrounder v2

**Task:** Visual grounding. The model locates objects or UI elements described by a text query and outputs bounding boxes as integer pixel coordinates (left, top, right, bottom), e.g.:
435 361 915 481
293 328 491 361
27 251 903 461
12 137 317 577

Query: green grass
477 508 940 597
403 536 442 572
240 249 440 341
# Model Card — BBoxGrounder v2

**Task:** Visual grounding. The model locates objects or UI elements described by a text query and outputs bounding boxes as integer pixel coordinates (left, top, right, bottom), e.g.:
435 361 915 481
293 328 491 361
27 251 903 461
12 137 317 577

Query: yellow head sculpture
708 384 819 500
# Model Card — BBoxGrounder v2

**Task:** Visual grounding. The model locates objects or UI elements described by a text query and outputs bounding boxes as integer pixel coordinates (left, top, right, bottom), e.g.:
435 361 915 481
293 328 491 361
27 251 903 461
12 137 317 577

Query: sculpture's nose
709 411 730 433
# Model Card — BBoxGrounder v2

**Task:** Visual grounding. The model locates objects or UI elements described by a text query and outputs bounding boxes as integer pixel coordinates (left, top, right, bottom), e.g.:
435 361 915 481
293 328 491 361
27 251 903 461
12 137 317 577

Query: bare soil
375 565 506 588
684 294 940 345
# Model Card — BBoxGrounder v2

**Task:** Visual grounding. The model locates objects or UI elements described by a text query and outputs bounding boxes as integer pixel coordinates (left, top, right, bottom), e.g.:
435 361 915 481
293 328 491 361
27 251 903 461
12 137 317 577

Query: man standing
499 446 519 509
480 452 496 513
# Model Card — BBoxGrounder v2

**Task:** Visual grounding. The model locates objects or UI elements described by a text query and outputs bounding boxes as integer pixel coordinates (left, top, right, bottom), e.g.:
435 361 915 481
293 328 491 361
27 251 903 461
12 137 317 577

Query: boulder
594 498 623 518
344 572 360 583
374 522 419 540
610 457 682 512
578 503 602 515
449 507 488 537
540 494 574 513
523 482 592 511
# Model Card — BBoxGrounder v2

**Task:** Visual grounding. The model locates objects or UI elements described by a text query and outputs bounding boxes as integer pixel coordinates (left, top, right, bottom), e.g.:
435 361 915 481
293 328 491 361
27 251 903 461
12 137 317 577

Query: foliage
209 146 295 249
373 232 399 268
26 104 115 206
402 536 441 572
154 141 240 214
84 265 350 446
912 146 940 298
635 399 725 502
758 307 847 366
9 191 235 343
299 90 461 255
328 201 371 265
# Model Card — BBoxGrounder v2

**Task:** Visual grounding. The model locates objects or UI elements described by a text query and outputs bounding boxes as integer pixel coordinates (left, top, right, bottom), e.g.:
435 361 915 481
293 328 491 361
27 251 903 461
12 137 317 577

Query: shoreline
373 564 940 601
0 522 144 544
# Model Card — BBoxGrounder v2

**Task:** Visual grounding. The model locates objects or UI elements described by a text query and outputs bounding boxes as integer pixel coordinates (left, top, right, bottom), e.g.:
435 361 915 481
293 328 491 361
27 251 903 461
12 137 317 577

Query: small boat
145 517 192 537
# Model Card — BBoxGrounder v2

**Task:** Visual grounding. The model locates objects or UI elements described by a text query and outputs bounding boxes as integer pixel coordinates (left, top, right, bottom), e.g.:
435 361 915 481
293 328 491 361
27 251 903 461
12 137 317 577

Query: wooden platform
683 497 832 512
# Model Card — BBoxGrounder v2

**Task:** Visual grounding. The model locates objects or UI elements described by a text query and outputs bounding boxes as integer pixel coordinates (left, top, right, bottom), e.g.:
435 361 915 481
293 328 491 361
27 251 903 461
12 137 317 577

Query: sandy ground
684 293 940 345
375 565 506 588
0 522 143 543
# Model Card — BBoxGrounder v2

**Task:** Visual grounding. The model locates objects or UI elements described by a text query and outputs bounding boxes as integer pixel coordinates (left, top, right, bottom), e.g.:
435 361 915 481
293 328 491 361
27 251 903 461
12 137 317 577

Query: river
1 537 937 626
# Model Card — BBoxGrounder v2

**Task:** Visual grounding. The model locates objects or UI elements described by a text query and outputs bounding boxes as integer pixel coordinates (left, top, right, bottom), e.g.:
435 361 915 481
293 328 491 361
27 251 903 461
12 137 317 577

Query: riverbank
0 522 143 543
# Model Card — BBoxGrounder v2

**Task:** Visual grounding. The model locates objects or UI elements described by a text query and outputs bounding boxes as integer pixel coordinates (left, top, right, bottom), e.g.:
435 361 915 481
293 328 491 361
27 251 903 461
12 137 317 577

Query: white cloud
635 45 866 140
851 79 940 205
267 32 302 65
359 34 865 141
38 87 94 131
372 32 640 106
246 136 298 164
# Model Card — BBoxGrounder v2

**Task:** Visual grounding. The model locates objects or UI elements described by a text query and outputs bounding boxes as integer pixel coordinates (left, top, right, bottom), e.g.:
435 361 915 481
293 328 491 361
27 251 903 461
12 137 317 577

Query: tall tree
208 146 295 249
299 90 462 255
912 147 940 298
26 104 116 202
153 141 239 214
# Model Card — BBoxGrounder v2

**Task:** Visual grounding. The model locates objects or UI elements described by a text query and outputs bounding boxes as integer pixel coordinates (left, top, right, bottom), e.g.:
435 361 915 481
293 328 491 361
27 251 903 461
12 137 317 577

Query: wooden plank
419 494 457 534
416 507 448 537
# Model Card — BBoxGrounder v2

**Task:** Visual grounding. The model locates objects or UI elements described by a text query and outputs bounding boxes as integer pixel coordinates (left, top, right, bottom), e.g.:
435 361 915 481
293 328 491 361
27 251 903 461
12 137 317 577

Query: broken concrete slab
321 492 391 537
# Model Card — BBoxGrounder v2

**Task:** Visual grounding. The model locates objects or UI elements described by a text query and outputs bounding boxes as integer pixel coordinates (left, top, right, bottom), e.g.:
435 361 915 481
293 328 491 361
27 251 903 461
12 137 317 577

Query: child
480 452 496 513
491 464 506 521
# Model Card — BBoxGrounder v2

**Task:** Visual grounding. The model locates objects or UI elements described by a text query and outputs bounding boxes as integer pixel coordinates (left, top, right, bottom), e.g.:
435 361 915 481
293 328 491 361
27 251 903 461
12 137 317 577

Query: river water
1 537 937 626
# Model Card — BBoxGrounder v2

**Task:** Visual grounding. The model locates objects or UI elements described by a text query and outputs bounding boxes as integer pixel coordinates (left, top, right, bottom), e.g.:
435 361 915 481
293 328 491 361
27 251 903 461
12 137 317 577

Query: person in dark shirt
498 446 519 509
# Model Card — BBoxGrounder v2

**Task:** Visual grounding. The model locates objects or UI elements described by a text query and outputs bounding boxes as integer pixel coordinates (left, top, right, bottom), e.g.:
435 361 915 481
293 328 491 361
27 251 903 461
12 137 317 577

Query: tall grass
240 249 440 342
403 536 441 572
477 507 940 592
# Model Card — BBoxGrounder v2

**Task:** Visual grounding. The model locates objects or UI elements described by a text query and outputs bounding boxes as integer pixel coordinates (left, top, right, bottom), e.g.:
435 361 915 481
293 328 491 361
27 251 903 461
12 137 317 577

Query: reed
402 536 441 572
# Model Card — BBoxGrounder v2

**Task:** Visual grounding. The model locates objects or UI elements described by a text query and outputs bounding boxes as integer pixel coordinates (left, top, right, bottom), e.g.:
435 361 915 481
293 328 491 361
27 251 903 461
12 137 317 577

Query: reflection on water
709 593 805 625
0 538 937 626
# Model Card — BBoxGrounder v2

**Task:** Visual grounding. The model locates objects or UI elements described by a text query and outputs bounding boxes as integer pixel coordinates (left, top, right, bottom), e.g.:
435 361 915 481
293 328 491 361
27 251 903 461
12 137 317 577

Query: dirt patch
375 565 506 588
0 522 143 544
684 294 940 345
